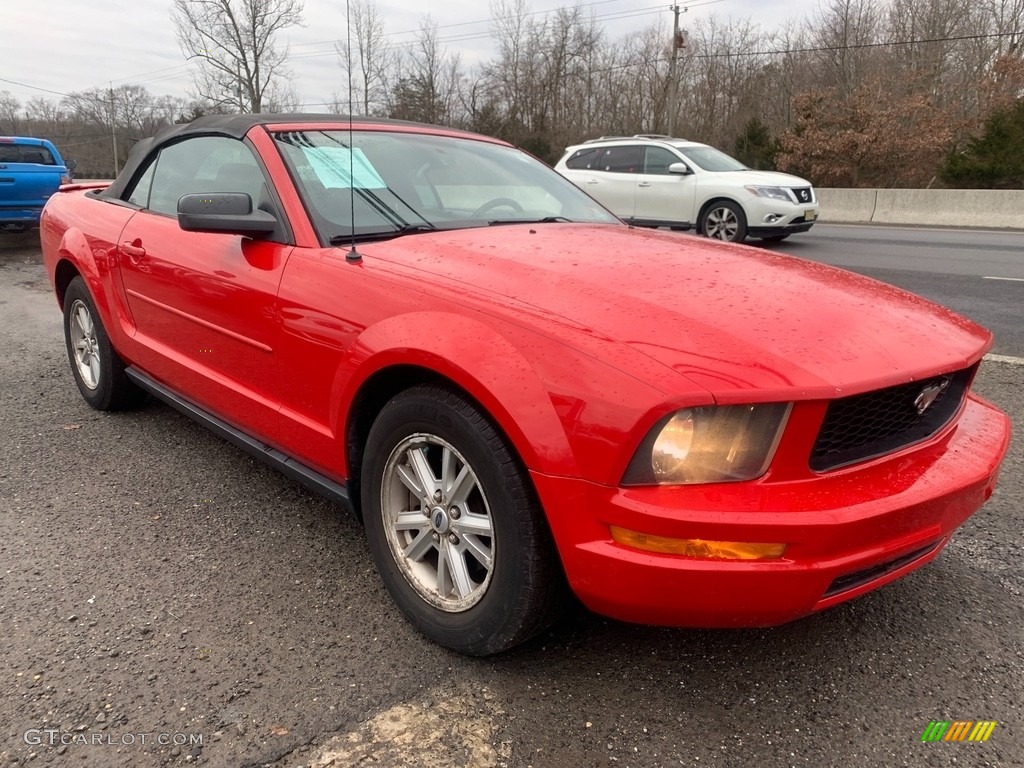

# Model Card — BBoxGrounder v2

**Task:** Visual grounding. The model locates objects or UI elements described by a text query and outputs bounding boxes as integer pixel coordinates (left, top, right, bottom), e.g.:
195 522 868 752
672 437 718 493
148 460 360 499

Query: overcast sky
2 0 804 110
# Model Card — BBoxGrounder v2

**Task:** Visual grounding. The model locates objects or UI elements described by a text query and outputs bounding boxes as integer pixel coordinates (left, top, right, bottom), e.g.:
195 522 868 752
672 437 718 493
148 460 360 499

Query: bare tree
809 0 885 95
336 0 392 115
0 91 20 134
25 97 65 126
388 20 463 126
172 0 304 113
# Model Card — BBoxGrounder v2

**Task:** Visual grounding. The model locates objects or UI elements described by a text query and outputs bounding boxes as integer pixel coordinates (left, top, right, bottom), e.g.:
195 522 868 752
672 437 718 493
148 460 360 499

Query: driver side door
117 135 292 441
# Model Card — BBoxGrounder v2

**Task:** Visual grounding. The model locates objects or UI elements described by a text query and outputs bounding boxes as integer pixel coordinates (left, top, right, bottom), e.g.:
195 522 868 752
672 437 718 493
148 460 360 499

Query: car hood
725 169 813 188
369 224 990 402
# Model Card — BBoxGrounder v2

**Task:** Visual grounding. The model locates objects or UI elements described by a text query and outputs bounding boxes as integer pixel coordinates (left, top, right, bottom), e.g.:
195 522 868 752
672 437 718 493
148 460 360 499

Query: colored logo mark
921 721 997 742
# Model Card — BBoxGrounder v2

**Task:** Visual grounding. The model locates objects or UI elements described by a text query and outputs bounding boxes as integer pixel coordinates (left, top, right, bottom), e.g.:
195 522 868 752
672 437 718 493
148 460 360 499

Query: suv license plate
805 209 817 221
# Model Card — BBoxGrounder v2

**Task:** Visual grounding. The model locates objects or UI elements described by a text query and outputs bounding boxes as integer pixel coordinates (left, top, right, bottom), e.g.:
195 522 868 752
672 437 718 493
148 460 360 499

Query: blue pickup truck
0 137 74 232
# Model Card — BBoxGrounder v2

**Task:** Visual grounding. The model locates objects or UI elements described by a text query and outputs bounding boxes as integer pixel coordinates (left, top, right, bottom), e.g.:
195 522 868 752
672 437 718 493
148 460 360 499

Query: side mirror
177 193 277 236
668 162 692 175
65 158 78 171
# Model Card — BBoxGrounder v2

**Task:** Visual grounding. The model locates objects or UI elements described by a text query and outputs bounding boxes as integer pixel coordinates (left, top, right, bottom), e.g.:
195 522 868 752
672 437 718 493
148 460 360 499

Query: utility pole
667 4 686 138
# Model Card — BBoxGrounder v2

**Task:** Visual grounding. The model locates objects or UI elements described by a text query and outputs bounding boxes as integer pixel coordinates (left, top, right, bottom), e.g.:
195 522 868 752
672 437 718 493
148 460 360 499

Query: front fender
335 310 672 484
337 311 579 477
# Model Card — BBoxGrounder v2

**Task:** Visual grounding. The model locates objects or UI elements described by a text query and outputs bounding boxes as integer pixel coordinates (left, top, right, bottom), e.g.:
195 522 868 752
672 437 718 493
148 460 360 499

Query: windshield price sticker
303 147 386 189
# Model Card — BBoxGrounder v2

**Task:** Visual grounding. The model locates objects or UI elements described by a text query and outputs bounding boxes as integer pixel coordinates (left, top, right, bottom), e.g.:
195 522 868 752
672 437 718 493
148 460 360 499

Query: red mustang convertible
40 115 1009 655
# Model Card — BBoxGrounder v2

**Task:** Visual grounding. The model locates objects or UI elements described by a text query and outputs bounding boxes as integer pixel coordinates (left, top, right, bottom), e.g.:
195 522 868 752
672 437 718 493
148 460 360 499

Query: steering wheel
471 197 524 218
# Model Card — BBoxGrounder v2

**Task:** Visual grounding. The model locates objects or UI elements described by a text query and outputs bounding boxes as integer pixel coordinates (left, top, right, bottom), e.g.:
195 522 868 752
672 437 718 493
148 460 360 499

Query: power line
290 0 638 52
0 77 71 98
691 29 1024 60
503 28 1024 77
102 0 652 88
289 4 674 62
6 18 1020 104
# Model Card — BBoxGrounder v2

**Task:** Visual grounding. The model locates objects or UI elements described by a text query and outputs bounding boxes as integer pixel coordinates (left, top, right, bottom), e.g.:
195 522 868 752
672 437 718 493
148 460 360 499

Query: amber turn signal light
610 526 786 560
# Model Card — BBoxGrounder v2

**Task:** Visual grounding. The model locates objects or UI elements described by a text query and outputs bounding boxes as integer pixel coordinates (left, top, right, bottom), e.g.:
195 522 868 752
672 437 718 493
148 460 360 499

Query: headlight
623 404 791 485
745 185 792 202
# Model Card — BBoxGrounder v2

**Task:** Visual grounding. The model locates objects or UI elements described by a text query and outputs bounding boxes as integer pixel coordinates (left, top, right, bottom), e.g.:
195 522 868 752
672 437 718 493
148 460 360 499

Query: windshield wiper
329 224 438 245
487 216 573 226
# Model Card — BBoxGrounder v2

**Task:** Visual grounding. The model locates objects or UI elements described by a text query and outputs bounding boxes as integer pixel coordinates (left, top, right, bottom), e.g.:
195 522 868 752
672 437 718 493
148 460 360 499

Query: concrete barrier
816 189 877 223
872 189 1024 229
819 188 1024 230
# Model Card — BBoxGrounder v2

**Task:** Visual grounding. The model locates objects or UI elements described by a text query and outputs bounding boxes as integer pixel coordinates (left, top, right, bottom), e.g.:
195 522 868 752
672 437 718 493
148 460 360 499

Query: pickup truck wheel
63 277 140 411
701 201 747 243
361 385 564 655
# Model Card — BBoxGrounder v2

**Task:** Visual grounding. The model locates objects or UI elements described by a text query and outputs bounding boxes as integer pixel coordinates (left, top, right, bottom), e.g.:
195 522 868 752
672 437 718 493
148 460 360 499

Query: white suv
554 135 819 244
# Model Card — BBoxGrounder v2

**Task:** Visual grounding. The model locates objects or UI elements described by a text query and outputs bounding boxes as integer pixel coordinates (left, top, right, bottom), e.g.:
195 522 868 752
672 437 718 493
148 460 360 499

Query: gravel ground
1 230 1020 767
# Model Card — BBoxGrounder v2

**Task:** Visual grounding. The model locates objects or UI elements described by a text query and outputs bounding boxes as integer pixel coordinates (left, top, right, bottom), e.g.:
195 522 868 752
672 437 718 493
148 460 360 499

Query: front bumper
744 198 819 237
532 395 1009 627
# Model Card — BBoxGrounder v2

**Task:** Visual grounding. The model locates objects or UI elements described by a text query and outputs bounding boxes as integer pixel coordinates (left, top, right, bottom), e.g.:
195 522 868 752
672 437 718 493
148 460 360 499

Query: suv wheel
701 201 747 243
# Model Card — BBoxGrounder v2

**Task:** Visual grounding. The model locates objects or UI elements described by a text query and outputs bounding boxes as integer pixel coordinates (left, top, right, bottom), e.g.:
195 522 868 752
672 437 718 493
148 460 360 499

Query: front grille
791 187 814 204
810 366 974 472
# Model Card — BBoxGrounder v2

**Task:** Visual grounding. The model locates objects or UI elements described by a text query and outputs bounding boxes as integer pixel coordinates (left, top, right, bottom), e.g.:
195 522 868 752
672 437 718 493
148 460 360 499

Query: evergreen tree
733 118 779 170
941 100 1024 189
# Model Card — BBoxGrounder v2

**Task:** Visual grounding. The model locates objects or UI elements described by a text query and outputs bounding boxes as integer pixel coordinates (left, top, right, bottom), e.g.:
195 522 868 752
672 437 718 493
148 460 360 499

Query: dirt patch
276 685 505 768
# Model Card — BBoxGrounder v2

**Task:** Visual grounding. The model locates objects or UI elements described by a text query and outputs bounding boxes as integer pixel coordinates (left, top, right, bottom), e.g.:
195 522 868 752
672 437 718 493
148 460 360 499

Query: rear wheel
361 385 564 655
63 277 141 410
701 201 747 243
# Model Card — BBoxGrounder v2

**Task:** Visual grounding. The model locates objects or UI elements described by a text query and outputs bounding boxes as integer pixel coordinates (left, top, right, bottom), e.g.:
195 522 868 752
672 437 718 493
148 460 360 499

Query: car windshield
274 130 620 242
675 146 748 172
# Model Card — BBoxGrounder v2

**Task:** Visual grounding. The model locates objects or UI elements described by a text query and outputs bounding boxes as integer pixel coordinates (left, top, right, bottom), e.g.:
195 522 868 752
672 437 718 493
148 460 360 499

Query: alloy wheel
705 206 739 241
380 433 495 612
69 299 100 390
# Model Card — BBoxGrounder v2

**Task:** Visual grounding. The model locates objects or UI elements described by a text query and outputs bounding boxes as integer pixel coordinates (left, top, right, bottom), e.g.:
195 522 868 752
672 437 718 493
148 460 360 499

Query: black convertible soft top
101 114 486 200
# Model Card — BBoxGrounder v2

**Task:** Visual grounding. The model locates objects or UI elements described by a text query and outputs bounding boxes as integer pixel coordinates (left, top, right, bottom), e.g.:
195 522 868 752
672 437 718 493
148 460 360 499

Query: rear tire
361 385 565 655
63 277 141 411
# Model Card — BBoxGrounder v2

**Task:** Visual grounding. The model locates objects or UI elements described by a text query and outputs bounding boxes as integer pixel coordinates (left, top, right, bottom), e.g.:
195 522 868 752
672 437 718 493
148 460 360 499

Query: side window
565 147 600 170
126 161 156 208
597 146 643 174
146 136 267 217
643 147 681 175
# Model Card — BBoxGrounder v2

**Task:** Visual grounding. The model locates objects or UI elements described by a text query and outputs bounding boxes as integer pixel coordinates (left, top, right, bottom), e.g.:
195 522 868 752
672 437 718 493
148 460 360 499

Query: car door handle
119 241 146 259
585 178 599 184
638 182 652 187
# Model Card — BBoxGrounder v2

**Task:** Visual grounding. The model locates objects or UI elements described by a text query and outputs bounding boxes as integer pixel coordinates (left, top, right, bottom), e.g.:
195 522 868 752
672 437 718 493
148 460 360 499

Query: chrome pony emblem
914 380 950 415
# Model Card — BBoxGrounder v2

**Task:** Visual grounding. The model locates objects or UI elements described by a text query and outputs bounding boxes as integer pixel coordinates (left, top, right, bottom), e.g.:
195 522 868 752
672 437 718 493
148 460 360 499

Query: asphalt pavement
1 227 1021 768
771 223 1024 358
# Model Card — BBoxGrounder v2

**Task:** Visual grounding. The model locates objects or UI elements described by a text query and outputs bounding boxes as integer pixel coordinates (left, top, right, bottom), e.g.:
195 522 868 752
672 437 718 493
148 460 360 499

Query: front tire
63 277 141 411
361 385 565 655
700 201 747 243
